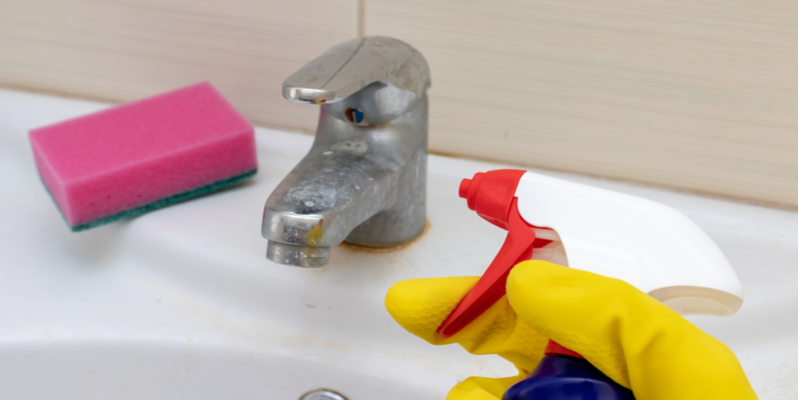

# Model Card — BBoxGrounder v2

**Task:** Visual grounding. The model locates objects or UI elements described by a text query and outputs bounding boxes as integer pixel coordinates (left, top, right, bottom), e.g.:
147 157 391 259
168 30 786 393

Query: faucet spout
262 37 429 267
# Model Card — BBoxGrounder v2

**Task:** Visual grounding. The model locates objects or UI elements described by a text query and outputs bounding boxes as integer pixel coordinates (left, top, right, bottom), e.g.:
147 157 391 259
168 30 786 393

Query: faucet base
267 241 330 268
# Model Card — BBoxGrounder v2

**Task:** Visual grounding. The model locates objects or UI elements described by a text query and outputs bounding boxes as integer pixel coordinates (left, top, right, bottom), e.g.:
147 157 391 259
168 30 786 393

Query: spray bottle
436 169 744 400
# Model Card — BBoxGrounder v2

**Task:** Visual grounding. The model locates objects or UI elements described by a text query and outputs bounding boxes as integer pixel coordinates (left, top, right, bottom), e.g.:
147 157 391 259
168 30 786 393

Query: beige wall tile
366 0 797 205
1 0 795 205
0 0 359 132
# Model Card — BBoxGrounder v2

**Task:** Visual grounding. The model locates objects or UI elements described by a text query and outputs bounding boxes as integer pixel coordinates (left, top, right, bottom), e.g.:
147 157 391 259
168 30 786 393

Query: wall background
1 0 796 206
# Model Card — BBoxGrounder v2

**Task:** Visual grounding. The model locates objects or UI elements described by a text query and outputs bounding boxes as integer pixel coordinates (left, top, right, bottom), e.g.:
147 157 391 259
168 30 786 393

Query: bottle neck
544 340 585 359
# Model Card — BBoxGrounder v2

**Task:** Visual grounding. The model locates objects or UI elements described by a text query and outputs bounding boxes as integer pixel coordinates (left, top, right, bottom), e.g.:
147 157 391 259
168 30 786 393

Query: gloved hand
385 260 757 400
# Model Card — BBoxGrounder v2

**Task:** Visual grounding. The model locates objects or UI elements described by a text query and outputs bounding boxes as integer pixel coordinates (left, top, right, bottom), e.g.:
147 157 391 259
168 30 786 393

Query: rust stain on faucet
340 220 431 254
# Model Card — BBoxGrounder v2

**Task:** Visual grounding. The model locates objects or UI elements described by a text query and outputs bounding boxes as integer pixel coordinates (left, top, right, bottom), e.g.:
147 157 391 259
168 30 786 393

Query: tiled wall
1 0 796 206
0 0 355 132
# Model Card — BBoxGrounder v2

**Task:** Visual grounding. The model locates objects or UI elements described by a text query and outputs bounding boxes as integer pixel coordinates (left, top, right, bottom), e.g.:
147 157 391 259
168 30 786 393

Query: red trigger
437 169 538 339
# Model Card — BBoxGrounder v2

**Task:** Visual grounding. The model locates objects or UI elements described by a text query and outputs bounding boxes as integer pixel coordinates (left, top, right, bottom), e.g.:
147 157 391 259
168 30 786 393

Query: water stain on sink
339 220 431 254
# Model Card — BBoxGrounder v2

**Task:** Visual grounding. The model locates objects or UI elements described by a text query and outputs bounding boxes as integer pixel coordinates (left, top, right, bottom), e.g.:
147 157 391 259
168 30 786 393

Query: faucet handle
283 36 430 105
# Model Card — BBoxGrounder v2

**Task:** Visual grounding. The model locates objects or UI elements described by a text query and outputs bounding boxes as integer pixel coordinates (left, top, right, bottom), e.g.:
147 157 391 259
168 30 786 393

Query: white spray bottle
435 169 744 399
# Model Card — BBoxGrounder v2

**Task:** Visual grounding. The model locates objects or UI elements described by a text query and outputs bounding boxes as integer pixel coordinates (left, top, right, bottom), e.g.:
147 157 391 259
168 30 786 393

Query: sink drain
299 389 348 400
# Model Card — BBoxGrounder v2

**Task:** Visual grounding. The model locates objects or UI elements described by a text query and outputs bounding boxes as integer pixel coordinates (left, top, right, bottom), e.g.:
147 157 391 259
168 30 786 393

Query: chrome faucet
261 36 430 267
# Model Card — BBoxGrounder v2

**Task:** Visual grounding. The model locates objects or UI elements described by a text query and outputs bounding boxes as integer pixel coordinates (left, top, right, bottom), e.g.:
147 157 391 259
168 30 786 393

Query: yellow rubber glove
385 260 757 400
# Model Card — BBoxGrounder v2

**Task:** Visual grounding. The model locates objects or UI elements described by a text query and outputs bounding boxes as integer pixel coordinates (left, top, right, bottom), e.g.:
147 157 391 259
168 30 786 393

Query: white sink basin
0 89 796 399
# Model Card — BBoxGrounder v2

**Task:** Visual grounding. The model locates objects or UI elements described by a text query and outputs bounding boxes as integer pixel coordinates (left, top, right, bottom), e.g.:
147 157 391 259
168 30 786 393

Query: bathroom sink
0 88 796 399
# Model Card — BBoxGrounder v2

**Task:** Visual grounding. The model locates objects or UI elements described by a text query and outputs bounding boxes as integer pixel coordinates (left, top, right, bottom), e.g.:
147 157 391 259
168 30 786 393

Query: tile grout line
357 0 365 37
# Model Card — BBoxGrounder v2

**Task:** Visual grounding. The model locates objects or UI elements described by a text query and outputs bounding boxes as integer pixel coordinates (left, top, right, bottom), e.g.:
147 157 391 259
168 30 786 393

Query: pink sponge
30 82 257 231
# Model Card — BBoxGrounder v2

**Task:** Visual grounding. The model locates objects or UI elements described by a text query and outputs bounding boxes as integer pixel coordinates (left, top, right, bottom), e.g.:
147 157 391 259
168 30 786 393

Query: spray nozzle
458 177 472 200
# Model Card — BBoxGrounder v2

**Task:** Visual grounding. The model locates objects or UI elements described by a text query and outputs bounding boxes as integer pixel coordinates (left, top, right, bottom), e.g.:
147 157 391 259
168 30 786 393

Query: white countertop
0 88 796 399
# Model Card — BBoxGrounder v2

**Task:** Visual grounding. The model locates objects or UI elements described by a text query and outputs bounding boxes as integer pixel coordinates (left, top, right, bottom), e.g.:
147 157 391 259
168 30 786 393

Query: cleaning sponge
29 82 258 231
